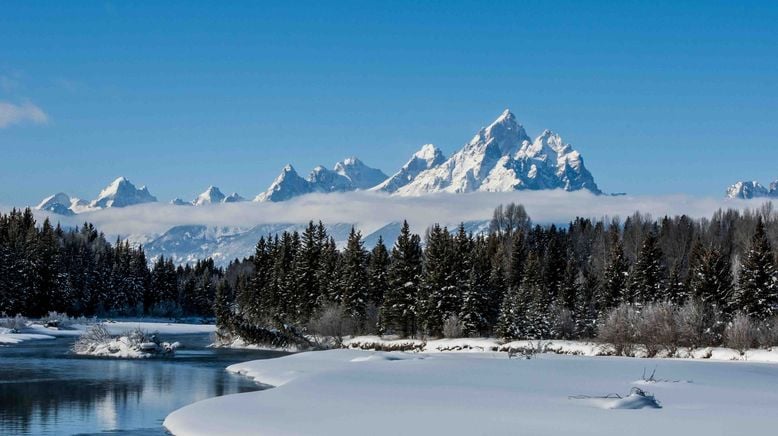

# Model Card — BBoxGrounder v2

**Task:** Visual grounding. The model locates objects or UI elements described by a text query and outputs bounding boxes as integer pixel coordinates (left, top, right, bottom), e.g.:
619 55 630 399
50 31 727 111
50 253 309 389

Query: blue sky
1 0 777 205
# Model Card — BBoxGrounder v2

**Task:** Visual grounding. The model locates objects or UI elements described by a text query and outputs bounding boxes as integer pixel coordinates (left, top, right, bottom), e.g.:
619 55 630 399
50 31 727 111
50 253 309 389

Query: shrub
550 305 576 340
725 312 758 354
72 324 113 354
677 299 723 348
597 303 638 356
308 304 357 346
0 313 28 331
442 315 464 338
636 302 678 357
756 317 778 348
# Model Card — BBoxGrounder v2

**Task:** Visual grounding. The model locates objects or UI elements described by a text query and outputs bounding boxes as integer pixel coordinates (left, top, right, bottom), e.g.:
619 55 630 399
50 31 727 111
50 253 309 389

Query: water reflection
0 334 285 435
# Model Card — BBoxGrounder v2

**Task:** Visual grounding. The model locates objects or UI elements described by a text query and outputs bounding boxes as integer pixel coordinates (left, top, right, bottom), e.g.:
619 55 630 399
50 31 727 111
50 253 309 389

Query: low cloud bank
6 190 771 239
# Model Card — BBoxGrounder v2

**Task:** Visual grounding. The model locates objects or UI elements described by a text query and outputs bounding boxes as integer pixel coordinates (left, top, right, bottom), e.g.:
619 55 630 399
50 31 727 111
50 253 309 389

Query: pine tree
506 230 527 290
460 236 490 336
421 224 457 336
599 232 628 313
524 251 550 338
295 222 323 322
734 218 778 320
367 236 390 306
688 241 733 311
340 227 369 323
382 221 422 337
214 280 233 329
628 231 666 304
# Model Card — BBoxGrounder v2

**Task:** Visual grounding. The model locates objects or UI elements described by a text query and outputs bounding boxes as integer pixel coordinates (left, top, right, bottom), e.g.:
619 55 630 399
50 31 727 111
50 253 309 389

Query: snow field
164 349 778 436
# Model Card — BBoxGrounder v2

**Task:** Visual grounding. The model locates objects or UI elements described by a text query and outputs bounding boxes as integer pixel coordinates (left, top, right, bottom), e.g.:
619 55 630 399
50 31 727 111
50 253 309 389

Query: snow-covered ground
343 336 778 363
165 349 778 436
0 321 215 345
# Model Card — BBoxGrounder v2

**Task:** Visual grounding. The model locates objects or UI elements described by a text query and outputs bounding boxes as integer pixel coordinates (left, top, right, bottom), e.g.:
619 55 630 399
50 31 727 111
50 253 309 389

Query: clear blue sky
1 0 777 205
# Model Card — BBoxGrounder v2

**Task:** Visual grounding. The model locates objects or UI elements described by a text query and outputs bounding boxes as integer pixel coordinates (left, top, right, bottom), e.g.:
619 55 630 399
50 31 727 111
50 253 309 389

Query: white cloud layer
10 190 772 240
0 101 48 128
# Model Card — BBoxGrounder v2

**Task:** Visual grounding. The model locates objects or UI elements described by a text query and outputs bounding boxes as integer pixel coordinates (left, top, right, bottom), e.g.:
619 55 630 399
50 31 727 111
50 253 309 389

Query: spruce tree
367 236 390 306
735 219 778 320
382 221 422 337
688 241 733 311
599 232 628 313
421 224 457 336
340 227 369 323
460 236 490 336
214 280 233 329
295 222 323 322
628 231 666 304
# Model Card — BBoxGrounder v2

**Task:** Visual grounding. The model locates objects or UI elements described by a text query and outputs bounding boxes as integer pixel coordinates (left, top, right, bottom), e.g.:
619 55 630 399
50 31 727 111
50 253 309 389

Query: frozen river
0 332 286 435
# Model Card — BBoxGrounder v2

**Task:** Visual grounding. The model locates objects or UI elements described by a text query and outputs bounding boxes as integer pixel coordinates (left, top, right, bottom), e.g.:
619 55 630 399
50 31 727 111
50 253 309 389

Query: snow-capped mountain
254 165 313 202
34 110 604 212
372 144 446 192
255 158 388 202
726 180 778 199
90 177 158 209
333 157 388 189
171 198 192 206
35 193 84 216
36 177 156 215
193 186 226 205
396 110 601 195
223 192 246 203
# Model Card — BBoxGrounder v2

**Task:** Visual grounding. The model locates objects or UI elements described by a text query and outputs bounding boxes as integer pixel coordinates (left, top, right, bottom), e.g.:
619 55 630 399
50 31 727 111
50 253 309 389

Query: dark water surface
0 332 286 435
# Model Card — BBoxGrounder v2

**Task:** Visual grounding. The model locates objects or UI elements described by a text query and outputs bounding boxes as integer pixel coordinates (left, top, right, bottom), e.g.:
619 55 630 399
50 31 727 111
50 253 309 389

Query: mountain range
726 180 778 199
35 110 603 215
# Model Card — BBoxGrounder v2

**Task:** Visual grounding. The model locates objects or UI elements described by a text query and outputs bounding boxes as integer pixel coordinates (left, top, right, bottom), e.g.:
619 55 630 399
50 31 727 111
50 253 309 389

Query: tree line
219 203 778 348
3 203 778 351
0 208 222 318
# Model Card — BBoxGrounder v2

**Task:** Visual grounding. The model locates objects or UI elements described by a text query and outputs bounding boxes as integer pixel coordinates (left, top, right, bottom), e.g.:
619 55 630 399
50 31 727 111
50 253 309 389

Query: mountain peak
726 180 777 199
91 177 157 209
194 185 226 205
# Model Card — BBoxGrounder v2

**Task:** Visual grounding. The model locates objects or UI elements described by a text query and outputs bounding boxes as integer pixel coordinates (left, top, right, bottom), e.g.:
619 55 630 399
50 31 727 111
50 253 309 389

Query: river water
0 332 286 435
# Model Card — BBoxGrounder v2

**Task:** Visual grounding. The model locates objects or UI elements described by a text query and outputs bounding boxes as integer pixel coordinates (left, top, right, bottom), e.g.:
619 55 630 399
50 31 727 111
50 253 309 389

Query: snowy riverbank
0 319 215 346
342 336 778 364
165 348 778 436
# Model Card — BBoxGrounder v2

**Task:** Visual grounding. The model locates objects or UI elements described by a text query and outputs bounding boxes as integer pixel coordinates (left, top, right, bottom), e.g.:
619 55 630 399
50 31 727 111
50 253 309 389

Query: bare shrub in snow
756 317 778 348
677 299 723 348
73 325 176 357
308 304 357 346
725 312 758 354
0 313 28 331
635 302 678 357
40 311 98 329
597 303 638 356
442 315 464 338
73 324 113 354
550 305 576 340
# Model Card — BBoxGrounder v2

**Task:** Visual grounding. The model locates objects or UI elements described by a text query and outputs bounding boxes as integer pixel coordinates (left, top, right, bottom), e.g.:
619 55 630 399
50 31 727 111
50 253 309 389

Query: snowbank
0 320 215 347
343 336 778 363
72 325 180 358
165 349 778 436
0 327 56 345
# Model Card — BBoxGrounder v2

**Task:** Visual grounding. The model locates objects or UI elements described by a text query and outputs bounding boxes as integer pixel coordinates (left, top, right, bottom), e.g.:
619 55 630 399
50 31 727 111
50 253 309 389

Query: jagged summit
255 158 388 202
33 110 605 211
194 186 226 205
373 144 446 193
91 177 157 209
36 193 76 216
396 110 600 196
223 192 246 203
726 180 778 199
